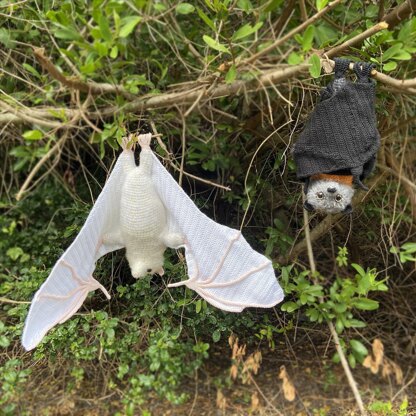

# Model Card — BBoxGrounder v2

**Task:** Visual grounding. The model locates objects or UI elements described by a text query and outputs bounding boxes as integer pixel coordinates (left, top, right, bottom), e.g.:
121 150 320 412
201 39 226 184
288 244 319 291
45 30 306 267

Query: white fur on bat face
305 179 354 214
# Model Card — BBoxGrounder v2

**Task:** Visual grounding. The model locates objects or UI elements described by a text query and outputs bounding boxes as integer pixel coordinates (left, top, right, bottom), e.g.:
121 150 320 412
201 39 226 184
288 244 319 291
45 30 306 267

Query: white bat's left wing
150 152 284 312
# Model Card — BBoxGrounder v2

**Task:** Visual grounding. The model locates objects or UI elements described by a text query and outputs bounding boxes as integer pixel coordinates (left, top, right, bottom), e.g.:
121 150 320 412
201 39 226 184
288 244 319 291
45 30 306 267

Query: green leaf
281 301 299 313
302 25 315 52
98 15 112 42
237 0 253 12
212 329 221 342
383 61 397 72
0 335 10 348
22 130 43 141
392 50 412 60
176 3 195 14
308 54 321 78
22 63 41 79
202 35 230 54
351 298 379 311
110 45 118 59
0 28 15 48
6 247 23 261
197 8 216 31
351 263 366 277
350 339 368 356
195 299 202 313
316 0 329 11
119 16 142 38
288 52 303 65
348 353 356 368
232 22 263 41
402 242 416 252
53 24 83 41
383 42 403 62
225 65 237 83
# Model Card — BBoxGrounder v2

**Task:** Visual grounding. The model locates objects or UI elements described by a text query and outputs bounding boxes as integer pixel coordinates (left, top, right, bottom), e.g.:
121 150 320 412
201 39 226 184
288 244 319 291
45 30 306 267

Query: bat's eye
335 194 342 202
147 268 152 273
316 192 324 199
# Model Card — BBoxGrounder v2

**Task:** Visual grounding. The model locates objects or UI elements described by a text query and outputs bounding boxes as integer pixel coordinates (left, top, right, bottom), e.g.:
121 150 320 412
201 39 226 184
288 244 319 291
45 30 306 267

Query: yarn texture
22 135 284 351
292 58 380 188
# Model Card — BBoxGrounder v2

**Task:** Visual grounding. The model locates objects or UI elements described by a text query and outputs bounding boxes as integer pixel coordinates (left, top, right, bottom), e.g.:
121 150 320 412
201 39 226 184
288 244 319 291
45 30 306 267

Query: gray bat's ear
303 201 314 212
342 204 353 215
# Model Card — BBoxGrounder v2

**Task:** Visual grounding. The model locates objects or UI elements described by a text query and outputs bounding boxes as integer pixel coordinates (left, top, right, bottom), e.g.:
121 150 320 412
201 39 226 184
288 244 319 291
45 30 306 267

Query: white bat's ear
156 267 165 276
342 204 353 214
303 201 315 212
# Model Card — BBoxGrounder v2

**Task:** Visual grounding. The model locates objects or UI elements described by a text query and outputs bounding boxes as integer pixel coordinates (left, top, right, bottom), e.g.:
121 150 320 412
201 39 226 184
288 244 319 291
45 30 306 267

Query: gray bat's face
304 180 354 214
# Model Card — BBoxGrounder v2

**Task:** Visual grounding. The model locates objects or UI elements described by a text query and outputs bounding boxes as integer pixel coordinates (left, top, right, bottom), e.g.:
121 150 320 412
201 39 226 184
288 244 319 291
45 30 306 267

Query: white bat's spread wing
22 150 135 351
150 153 284 312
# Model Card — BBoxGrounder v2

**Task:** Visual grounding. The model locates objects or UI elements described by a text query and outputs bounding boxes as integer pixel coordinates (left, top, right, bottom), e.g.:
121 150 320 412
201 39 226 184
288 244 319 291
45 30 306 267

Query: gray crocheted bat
292 59 380 214
22 134 284 351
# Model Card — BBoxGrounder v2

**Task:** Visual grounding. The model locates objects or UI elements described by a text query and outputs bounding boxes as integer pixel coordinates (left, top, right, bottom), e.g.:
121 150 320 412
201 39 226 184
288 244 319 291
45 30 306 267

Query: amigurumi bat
292 58 381 214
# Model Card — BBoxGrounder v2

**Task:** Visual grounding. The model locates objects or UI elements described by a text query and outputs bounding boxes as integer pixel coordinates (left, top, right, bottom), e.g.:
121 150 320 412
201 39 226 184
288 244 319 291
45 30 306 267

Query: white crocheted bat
22 134 284 351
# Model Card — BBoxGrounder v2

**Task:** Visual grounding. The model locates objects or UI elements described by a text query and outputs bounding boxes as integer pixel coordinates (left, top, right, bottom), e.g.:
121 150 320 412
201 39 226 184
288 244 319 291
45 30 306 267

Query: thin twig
16 134 68 201
302 194 367 415
325 21 389 58
0 297 30 304
242 0 343 66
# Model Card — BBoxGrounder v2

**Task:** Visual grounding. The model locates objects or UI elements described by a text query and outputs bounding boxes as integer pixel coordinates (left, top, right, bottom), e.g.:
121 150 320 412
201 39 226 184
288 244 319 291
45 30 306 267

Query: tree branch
324 21 389 58
33 47 136 100
382 0 416 29
242 0 343 66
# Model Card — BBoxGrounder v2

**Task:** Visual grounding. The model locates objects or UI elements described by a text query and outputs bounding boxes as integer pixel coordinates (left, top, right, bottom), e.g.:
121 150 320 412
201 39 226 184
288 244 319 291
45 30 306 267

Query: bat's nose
327 187 336 193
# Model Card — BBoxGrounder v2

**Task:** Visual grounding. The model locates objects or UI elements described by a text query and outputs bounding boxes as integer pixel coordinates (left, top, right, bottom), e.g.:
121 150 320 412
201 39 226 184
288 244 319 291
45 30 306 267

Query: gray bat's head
304 179 354 214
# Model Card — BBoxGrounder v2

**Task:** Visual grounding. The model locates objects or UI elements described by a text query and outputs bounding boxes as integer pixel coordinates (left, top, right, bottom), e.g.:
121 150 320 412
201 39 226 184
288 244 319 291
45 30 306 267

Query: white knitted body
120 149 168 277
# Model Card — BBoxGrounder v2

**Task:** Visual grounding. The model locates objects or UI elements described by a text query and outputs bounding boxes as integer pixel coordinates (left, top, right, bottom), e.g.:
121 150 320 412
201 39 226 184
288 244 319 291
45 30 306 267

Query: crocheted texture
22 136 284 351
293 59 380 186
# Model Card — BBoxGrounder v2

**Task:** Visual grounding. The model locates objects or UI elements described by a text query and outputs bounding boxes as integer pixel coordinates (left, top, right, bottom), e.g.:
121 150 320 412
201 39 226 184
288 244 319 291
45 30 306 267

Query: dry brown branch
325 21 389 58
33 47 136 99
0 100 67 128
382 0 416 29
323 58 416 92
242 0 343 66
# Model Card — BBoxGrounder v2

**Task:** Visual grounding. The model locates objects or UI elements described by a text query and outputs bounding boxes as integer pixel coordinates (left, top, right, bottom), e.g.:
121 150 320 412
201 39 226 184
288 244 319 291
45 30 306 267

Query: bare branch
325 21 389 58
33 47 136 100
242 0 343 66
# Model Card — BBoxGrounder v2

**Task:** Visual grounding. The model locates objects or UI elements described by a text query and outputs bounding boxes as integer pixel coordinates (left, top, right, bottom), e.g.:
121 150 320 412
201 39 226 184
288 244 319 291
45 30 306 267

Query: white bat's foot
121 135 134 151
137 133 152 149
162 233 185 249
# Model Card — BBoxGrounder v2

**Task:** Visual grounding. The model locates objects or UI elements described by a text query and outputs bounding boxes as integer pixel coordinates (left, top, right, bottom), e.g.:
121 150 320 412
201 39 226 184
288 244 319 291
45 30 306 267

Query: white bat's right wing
22 150 135 351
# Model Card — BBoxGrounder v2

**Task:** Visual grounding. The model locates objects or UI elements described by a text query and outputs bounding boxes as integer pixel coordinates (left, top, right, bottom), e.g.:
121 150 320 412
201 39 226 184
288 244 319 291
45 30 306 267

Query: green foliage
368 398 408 416
279 247 388 365
390 242 416 263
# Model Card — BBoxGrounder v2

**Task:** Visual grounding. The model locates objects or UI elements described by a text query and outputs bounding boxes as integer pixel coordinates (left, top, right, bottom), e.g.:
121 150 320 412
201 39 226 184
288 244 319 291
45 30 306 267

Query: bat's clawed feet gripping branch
121 134 135 151
137 133 152 150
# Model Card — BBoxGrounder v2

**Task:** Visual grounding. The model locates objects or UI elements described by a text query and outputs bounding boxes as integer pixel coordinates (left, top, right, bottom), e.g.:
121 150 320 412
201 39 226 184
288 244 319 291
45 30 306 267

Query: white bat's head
304 179 354 214
129 255 164 278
